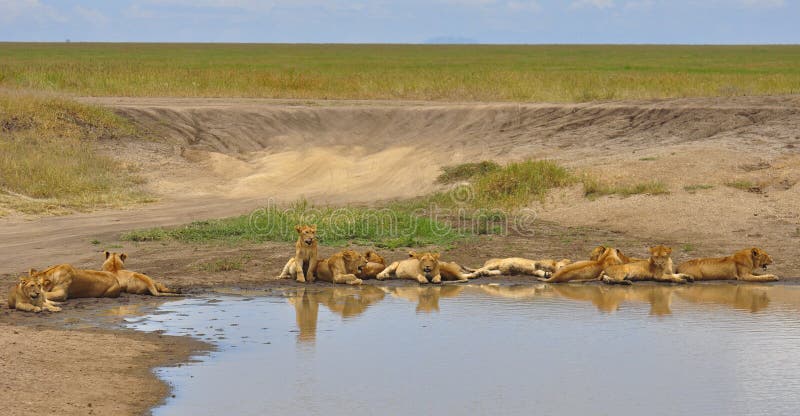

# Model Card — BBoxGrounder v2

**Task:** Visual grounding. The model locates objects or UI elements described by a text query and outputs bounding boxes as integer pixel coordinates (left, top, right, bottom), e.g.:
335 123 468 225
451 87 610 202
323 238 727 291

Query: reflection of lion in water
675 285 770 312
288 286 386 342
384 285 464 313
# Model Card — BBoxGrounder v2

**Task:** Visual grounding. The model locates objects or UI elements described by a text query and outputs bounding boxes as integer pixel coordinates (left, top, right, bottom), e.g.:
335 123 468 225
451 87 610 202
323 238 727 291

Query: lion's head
648 245 673 268
295 224 317 246
411 251 440 278
364 250 385 265
18 275 43 302
589 246 606 261
341 250 368 275
102 251 128 272
750 247 773 271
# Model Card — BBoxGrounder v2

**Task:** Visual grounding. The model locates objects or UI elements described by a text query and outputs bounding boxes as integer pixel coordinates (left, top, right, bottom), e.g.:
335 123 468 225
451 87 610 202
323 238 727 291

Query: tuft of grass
683 184 715 193
436 161 500 184
681 243 696 253
725 180 758 191
583 178 670 199
0 91 151 214
472 160 575 208
3 44 800 102
122 200 465 249
639 157 658 161
197 255 252 272
90 239 101 245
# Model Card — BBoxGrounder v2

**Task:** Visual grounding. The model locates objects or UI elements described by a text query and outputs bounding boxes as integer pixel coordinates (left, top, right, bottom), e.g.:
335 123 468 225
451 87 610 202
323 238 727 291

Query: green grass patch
683 184 715 193
3 43 800 102
0 91 151 214
122 200 465 249
197 255 252 272
725 180 755 191
681 243 696 253
472 160 575 208
583 178 670 199
436 161 500 184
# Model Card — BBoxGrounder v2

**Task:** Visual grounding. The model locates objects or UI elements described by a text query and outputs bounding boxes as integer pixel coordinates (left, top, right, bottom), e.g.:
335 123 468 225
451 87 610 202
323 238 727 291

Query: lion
589 246 643 263
358 250 387 280
31 264 121 301
538 247 623 283
377 251 442 284
101 252 181 296
277 225 318 283
601 245 694 285
407 251 472 282
314 250 367 285
468 257 572 278
7 275 61 312
676 247 779 282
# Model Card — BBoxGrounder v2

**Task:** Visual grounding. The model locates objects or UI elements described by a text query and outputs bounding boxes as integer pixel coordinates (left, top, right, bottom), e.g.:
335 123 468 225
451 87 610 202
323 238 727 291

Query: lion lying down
468 257 572 279
280 249 367 285
677 247 779 282
538 246 624 283
7 275 61 312
601 245 693 285
102 252 181 296
31 265 121 301
377 251 444 284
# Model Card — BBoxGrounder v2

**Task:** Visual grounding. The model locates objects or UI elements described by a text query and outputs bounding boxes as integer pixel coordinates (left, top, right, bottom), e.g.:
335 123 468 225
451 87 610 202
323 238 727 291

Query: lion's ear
664 247 672 255
432 253 441 260
28 268 37 276
295 225 302 233
105 251 111 259
309 225 317 232
120 253 128 262
408 250 417 258
752 248 759 257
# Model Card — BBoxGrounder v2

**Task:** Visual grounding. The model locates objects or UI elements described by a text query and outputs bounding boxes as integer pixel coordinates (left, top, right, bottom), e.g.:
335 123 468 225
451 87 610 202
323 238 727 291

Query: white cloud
0 0 64 23
74 5 109 26
623 0 655 10
738 0 784 8
570 0 615 9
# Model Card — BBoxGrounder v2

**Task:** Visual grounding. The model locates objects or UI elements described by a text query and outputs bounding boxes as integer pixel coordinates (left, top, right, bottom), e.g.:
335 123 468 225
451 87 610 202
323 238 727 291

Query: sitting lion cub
469 257 572 278
601 245 693 285
102 252 181 296
277 225 318 283
377 251 442 284
8 275 61 312
677 247 779 282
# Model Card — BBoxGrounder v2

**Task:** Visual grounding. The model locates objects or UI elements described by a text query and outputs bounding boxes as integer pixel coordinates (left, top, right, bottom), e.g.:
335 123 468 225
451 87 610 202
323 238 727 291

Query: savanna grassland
2 43 800 101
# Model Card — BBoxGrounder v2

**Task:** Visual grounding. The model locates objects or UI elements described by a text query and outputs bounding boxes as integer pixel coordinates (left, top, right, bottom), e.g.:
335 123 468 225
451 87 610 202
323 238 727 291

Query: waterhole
127 283 800 416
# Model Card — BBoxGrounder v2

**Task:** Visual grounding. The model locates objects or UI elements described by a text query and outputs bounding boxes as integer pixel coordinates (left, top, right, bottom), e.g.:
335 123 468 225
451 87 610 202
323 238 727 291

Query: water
127 283 800 416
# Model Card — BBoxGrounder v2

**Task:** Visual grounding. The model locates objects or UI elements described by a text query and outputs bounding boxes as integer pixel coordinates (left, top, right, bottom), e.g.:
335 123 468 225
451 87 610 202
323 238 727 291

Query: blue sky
0 0 796 44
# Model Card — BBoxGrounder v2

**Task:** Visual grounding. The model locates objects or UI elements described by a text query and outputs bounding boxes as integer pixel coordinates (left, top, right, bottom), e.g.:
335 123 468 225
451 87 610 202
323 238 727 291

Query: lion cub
358 250 387 280
377 251 442 284
469 257 572 278
601 245 693 285
538 247 623 283
102 252 181 296
278 225 318 283
315 250 367 285
677 247 779 282
8 275 61 312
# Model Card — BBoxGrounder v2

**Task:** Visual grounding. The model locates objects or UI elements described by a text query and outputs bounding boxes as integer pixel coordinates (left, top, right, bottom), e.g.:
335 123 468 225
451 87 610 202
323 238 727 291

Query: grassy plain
2 43 800 102
0 90 150 215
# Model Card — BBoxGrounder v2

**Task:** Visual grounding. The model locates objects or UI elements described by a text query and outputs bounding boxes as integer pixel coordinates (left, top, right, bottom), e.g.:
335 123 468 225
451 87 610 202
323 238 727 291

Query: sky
0 0 797 44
